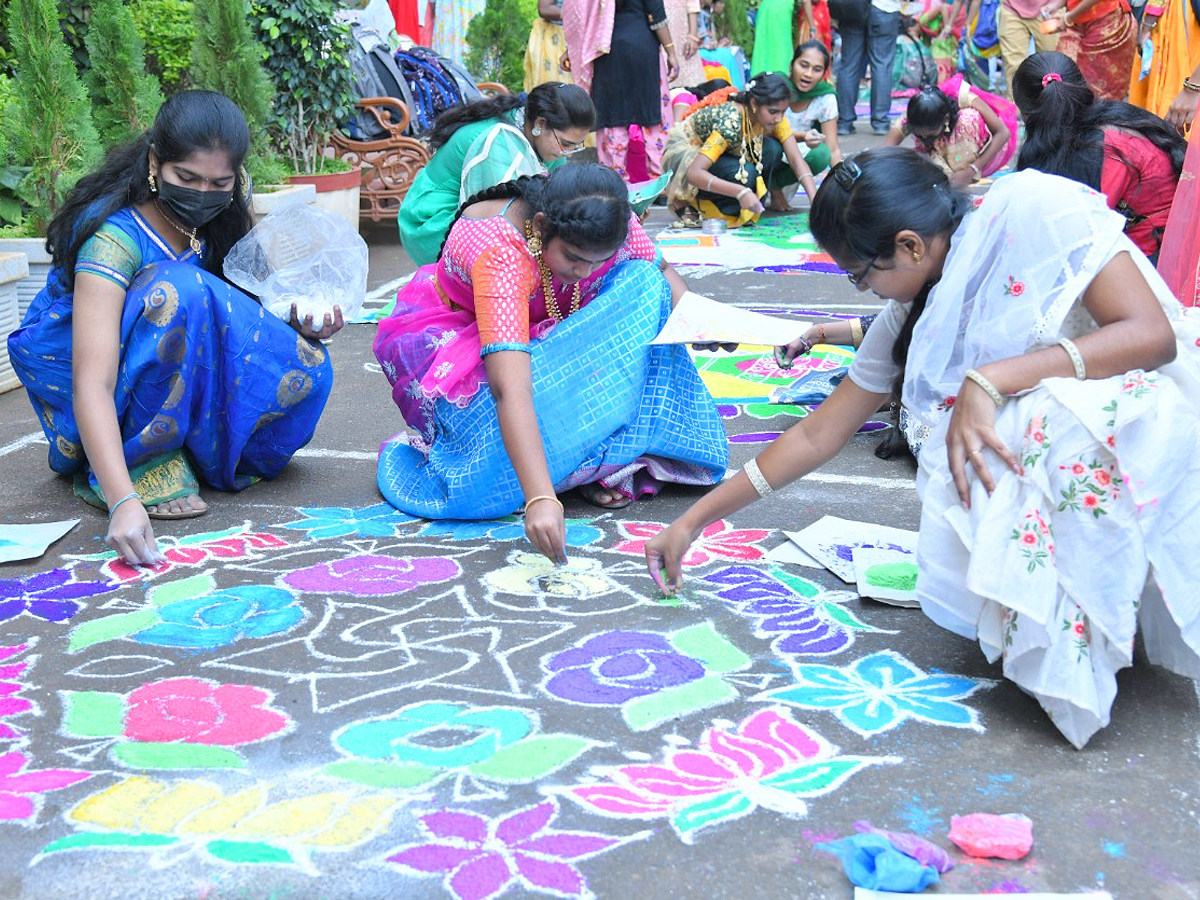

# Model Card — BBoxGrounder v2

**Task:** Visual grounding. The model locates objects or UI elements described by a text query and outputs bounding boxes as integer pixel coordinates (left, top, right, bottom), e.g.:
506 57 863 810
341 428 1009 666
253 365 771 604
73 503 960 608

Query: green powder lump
864 561 918 592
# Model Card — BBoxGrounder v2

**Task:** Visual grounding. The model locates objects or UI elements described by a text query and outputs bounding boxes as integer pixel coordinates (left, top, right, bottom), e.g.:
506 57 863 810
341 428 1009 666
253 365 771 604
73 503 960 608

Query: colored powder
865 562 918 592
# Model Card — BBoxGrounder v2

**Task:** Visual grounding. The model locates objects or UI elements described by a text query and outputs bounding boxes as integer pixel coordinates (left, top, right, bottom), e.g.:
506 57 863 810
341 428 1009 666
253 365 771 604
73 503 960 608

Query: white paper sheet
765 540 823 569
651 291 810 347
852 546 920 607
786 516 918 583
0 519 79 564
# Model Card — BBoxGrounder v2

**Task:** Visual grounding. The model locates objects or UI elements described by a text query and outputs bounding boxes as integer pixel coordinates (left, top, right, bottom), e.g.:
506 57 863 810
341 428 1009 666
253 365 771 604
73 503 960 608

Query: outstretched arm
781 134 819 201
646 377 888 591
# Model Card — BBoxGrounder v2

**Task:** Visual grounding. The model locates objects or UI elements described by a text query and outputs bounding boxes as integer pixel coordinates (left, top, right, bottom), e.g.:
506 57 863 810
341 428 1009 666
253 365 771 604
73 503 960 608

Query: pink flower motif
613 520 769 567
1073 622 1085 636
1071 463 1087 476
0 751 91 821
123 678 289 746
1032 431 1045 444
1082 494 1100 509
1093 469 1112 487
1106 435 1116 448
1021 532 1037 546
387 799 624 900
0 645 33 740
1010 282 1024 296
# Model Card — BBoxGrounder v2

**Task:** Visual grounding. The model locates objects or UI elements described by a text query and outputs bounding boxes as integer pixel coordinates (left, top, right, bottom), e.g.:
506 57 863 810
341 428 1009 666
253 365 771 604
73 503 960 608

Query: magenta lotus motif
387 798 636 900
569 707 893 843
0 645 33 740
0 750 92 822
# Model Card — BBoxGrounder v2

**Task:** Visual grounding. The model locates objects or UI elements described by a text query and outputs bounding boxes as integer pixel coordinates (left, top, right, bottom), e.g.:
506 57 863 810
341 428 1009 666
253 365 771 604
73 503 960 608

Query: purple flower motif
543 631 705 705
0 569 116 624
387 799 624 900
283 554 461 596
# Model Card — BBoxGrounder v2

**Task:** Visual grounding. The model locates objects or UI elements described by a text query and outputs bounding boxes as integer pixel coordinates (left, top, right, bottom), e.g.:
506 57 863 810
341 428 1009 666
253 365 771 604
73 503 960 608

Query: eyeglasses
831 158 862 190
845 254 879 287
552 130 587 156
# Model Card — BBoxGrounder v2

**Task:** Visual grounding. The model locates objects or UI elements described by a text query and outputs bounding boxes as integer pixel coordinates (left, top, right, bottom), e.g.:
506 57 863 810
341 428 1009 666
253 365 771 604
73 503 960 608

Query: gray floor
1 141 1198 900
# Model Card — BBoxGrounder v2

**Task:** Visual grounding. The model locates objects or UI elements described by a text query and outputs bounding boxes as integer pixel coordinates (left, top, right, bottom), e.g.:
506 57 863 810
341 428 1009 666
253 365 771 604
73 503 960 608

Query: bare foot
146 494 208 518
579 483 632 510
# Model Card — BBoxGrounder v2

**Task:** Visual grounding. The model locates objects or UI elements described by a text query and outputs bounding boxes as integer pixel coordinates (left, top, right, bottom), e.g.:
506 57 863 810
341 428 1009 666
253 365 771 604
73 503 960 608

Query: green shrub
58 0 91 71
6 0 100 231
86 0 165 148
131 0 197 91
191 0 275 135
717 0 755 56
464 0 538 90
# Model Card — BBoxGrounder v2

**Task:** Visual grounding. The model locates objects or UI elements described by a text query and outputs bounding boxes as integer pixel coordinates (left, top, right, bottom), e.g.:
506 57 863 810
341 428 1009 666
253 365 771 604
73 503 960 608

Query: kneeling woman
375 164 728 562
647 149 1200 749
8 91 338 565
662 73 818 227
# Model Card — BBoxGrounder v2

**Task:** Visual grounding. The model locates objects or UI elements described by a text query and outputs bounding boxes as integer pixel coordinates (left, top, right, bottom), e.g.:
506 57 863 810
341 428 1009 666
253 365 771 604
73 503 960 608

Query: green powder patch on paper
864 562 918 592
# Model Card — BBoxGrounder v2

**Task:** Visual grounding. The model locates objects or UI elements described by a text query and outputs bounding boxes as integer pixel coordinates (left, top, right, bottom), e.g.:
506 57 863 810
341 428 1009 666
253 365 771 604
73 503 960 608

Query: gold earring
524 220 543 256
148 171 157 193
913 251 923 263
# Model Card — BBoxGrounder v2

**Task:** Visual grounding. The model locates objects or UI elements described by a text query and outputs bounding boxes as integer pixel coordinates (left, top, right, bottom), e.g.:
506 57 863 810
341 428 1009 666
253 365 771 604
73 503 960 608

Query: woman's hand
803 129 826 149
107 502 167 567
773 334 814 369
290 304 345 341
645 519 698 594
944 378 1022 508
1166 86 1199 132
525 499 567 565
1137 14 1159 45
683 32 701 58
666 49 680 82
949 168 976 189
737 189 765 215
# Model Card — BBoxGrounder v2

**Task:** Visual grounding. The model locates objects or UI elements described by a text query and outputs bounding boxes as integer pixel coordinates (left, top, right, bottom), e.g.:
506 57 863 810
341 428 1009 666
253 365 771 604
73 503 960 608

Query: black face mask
157 179 234 229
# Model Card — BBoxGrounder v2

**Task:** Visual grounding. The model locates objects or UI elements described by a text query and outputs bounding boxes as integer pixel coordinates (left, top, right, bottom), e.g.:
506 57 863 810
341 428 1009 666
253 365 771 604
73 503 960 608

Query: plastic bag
223 204 368 324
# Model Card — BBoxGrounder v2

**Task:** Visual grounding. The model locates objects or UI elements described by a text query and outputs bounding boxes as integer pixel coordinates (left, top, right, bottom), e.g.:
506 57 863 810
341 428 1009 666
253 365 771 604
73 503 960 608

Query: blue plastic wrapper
815 833 941 893
1139 38 1153 80
854 820 955 873
770 366 849 405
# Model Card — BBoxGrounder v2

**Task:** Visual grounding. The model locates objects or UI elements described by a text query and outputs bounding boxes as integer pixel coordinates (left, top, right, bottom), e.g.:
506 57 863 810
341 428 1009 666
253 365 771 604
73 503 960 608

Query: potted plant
251 0 361 230
189 0 316 221
0 0 100 322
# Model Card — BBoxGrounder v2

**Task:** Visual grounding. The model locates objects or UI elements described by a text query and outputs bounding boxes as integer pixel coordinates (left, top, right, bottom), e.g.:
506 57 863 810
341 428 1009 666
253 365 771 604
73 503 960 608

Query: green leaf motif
206 840 294 865
320 760 438 789
821 600 885 633
42 833 179 854
672 791 753 837
761 757 886 796
113 742 245 769
468 734 592 782
670 622 751 674
63 691 125 738
622 675 738 732
770 567 822 598
148 572 217 607
67 609 160 652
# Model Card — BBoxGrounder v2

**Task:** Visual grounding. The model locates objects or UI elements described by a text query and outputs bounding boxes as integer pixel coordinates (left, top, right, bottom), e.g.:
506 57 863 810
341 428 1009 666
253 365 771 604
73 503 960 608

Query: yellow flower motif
484 552 618 599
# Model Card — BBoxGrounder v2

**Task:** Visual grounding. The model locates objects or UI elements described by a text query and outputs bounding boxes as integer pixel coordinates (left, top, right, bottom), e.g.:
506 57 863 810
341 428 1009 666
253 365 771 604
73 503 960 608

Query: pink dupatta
562 0 615 92
1157 124 1200 306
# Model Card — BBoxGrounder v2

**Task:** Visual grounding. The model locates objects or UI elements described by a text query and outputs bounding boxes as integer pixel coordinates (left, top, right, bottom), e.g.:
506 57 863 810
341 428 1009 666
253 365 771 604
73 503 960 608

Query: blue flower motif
760 650 992 737
0 569 116 624
417 517 603 546
131 585 305 649
280 503 416 540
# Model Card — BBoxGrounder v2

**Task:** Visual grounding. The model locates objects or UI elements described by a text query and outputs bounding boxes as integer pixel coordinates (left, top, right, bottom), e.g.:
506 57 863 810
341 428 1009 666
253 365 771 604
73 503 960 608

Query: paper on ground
765 540 823 569
852 546 920 607
787 515 918 583
652 291 810 347
855 892 1112 900
0 519 79 564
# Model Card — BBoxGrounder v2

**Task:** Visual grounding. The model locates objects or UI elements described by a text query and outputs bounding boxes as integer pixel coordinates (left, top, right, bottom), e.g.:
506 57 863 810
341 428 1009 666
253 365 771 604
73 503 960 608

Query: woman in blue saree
7 91 340 566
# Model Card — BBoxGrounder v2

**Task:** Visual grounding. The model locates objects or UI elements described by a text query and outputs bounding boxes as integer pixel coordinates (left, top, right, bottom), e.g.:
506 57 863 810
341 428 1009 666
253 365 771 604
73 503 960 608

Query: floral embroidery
427 329 458 350
433 361 454 379
937 396 956 411
1002 276 1025 297
1020 414 1051 469
1120 371 1157 400
1002 610 1019 650
1009 510 1054 573
1057 458 1123 519
1060 607 1090 660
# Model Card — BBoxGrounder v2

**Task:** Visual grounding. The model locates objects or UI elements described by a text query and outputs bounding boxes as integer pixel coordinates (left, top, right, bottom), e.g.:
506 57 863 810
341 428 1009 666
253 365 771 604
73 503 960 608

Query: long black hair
1014 51 1185 188
810 147 972 406
439 163 631 259
47 90 253 283
906 86 958 141
734 72 793 107
428 82 595 152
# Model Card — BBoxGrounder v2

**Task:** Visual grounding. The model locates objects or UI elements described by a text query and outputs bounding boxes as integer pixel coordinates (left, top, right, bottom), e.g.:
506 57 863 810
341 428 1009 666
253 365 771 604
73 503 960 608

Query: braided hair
439 163 631 259
905 85 958 145
428 82 595 152
810 148 972 432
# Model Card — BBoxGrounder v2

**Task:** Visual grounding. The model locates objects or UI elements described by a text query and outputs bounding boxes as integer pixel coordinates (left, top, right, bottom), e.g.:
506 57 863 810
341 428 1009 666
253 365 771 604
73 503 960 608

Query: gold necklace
524 219 580 320
155 201 202 254
736 104 764 185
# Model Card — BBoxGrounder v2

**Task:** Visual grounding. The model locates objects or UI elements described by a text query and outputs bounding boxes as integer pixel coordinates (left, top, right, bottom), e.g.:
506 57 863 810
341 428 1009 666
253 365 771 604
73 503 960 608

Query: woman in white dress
645 147 1200 749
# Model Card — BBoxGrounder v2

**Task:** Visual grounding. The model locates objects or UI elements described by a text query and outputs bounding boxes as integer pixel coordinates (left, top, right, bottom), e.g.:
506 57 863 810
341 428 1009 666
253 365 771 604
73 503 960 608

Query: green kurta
750 0 798 77
398 112 563 267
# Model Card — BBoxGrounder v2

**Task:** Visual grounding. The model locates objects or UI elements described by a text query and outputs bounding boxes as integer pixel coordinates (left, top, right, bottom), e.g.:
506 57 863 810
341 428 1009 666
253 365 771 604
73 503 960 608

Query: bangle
736 187 751 199
662 42 675 49
706 173 716 191
1184 79 1200 92
743 458 774 498
964 368 1005 408
849 317 864 348
108 491 141 517
524 494 563 513
969 162 981 180
1058 337 1087 380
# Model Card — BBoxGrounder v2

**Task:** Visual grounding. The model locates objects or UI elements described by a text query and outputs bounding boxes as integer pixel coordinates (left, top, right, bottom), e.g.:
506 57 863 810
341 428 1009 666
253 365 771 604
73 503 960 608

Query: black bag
346 26 418 140
827 0 871 28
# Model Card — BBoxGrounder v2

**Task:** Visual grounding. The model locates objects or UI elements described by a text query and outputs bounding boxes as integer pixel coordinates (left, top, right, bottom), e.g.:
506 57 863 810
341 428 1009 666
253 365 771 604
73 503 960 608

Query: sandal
73 450 208 520
671 206 703 229
578 482 633 510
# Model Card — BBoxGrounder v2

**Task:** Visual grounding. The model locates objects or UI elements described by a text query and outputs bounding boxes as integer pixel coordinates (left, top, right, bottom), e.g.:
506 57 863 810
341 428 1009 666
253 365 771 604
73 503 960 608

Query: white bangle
1058 337 1087 380
964 368 1005 408
969 162 981 180
743 458 774 498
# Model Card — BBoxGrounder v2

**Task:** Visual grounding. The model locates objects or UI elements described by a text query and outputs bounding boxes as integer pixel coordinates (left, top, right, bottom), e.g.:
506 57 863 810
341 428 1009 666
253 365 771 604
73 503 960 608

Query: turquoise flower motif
280 503 416 540
759 650 992 737
417 517 603 546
